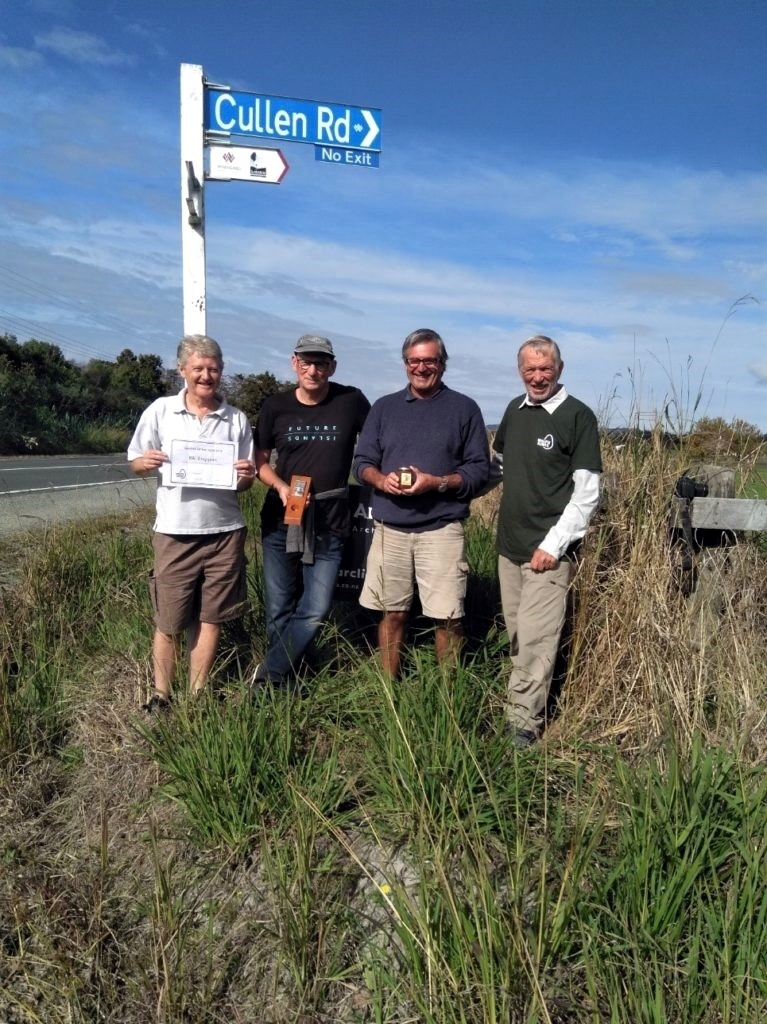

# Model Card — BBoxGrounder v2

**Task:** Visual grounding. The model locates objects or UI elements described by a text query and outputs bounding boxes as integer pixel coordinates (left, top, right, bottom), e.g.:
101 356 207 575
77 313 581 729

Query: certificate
166 439 237 489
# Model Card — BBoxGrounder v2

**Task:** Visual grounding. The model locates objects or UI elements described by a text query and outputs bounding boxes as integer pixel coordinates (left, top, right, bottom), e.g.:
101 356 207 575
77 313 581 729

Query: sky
0 0 765 430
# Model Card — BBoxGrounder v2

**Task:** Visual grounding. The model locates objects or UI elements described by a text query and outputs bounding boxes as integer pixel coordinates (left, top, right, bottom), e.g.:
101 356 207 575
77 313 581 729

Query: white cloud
724 259 767 287
386 158 767 263
33 28 134 67
0 45 43 70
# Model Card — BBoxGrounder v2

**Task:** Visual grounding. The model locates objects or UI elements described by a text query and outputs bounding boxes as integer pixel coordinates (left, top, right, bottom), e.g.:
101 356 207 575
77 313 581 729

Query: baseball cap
294 334 335 358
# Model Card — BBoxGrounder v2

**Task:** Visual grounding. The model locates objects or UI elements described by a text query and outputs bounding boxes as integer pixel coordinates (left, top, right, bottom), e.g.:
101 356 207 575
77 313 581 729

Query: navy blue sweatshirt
353 385 489 531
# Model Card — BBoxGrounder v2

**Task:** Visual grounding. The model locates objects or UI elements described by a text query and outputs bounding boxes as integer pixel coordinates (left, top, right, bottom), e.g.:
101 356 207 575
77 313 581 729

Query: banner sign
334 484 374 600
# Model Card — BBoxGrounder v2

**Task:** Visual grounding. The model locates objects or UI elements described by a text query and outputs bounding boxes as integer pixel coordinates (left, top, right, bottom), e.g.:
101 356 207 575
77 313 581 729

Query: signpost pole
179 62 380 341
180 63 207 337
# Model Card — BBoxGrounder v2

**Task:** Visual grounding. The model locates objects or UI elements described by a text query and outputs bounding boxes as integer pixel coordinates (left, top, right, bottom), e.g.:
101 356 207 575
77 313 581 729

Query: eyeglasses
296 357 332 371
404 357 442 370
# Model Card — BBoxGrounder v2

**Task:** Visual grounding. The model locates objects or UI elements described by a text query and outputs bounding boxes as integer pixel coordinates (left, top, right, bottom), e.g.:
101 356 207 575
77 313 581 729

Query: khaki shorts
359 521 468 619
150 528 247 634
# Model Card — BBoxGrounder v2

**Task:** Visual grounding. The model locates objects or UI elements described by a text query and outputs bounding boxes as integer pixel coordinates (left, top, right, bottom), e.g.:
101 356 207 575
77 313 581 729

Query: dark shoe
143 692 171 713
509 726 537 749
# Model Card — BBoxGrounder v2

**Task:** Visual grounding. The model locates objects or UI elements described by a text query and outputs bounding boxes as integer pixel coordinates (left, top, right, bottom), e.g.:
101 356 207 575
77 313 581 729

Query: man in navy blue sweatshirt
353 328 489 676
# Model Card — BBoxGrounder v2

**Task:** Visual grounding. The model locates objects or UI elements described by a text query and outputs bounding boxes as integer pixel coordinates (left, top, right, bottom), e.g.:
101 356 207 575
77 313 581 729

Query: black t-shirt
256 382 370 535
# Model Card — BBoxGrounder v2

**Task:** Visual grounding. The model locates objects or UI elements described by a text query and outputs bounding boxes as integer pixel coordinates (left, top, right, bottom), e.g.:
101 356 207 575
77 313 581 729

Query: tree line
0 334 290 455
1 333 763 460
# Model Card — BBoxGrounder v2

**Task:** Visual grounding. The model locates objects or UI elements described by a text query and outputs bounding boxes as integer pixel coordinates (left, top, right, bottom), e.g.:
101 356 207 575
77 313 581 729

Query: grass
743 460 767 500
1 434 767 1022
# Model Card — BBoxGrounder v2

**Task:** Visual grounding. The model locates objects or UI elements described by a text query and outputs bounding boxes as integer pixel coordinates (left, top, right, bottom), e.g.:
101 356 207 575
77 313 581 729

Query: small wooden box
284 475 311 525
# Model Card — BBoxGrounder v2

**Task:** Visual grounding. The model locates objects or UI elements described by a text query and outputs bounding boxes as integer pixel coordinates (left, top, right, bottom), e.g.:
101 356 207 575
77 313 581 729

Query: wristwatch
437 476 449 493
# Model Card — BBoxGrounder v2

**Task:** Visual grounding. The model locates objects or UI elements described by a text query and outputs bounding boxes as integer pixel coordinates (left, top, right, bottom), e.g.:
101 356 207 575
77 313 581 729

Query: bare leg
435 619 463 668
378 611 408 678
152 629 179 698
187 621 222 694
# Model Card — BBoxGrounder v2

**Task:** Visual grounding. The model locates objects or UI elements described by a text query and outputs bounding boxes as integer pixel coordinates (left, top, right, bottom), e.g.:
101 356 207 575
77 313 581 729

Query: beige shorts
150 528 247 634
359 521 468 619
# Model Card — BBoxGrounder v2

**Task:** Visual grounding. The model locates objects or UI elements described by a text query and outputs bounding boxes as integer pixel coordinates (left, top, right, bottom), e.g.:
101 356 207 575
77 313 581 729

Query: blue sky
1 0 765 429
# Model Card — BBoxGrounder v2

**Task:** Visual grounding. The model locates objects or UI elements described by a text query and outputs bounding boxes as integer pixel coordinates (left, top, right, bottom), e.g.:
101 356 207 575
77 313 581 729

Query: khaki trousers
498 555 573 734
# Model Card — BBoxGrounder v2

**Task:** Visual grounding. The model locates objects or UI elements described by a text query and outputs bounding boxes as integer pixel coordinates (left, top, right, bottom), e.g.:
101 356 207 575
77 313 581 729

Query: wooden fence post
673 463 767 650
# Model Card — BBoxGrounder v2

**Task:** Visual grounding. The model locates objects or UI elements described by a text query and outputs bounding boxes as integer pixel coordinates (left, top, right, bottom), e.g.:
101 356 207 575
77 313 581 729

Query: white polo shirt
127 389 254 535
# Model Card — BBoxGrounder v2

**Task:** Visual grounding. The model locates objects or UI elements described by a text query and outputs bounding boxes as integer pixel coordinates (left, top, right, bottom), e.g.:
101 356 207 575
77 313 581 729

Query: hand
378 468 430 495
274 480 291 507
397 467 439 496
234 459 256 482
379 470 407 495
142 448 168 472
529 548 559 572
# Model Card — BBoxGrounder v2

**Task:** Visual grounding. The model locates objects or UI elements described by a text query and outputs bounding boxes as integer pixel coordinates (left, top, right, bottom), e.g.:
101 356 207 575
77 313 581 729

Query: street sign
206 88 382 151
207 144 288 184
180 61 382 340
315 146 380 168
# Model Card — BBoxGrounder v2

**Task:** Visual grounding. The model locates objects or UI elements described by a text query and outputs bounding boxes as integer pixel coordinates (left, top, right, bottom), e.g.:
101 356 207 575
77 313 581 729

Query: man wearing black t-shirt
253 335 370 684
493 336 602 747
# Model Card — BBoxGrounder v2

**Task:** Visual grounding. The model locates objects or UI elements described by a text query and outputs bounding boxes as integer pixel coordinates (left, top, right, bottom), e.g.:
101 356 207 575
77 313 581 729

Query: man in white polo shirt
128 334 256 709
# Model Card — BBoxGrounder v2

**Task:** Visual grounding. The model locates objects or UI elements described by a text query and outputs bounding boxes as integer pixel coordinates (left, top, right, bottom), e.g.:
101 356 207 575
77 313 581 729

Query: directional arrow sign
206 145 289 184
206 88 382 151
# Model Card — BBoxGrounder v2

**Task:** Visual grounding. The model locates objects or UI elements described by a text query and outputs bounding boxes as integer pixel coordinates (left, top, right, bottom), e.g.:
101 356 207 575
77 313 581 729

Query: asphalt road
0 454 156 536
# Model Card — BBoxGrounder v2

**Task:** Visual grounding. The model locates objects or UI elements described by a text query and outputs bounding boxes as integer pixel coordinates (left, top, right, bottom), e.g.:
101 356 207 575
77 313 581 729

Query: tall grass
560 429 767 754
573 738 767 1022
0 518 150 768
1 435 767 1022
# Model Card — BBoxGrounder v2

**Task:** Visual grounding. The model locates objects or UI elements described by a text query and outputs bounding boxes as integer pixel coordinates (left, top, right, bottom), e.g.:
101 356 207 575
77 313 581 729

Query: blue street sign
206 88 382 151
315 146 380 168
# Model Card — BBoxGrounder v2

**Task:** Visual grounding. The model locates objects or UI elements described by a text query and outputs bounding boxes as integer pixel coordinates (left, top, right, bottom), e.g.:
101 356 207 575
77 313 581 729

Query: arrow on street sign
206 145 289 184
357 110 379 149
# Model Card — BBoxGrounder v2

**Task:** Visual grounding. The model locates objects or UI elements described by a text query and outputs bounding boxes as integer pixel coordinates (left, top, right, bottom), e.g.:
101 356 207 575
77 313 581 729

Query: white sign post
180 63 206 338
179 62 379 343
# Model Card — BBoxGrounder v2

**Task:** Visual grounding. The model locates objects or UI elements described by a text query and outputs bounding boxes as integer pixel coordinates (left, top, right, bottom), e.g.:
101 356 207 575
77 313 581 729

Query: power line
0 260 161 341
0 260 173 364
0 307 118 362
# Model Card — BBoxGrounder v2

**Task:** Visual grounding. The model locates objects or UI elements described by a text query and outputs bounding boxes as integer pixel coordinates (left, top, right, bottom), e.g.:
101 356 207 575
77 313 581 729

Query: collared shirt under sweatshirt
493 387 602 562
